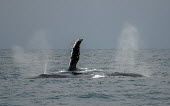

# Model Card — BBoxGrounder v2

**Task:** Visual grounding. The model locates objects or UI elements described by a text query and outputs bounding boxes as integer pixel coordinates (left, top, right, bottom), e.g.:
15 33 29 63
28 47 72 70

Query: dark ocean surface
0 49 170 106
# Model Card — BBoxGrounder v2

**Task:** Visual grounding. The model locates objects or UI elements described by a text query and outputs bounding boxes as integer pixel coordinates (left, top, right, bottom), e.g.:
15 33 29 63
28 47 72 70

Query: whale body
34 39 144 78
107 72 144 77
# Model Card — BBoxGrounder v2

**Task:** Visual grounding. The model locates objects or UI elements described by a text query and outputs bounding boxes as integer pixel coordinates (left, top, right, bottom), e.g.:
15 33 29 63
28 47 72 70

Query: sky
0 0 170 49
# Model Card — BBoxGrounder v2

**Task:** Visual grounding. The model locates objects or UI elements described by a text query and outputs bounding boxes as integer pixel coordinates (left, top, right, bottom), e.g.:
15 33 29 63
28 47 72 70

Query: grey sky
0 0 170 49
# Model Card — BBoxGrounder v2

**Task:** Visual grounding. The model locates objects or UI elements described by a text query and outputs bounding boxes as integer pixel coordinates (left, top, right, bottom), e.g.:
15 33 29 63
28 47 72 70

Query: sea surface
0 49 170 106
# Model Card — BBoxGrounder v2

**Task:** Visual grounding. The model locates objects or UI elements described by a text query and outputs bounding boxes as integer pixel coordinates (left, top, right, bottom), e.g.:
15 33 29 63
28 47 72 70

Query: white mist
115 23 139 73
12 29 50 76
115 23 150 76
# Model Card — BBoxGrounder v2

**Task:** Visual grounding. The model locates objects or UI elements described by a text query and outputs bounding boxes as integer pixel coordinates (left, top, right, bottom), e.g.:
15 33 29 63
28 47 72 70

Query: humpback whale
34 39 84 78
34 39 144 78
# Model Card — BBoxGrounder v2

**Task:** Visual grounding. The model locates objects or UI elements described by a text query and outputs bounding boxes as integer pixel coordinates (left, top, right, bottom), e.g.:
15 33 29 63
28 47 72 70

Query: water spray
44 55 49 74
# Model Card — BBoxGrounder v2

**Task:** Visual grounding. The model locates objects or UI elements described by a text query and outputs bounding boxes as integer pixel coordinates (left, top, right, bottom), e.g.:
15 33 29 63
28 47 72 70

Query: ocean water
0 49 170 106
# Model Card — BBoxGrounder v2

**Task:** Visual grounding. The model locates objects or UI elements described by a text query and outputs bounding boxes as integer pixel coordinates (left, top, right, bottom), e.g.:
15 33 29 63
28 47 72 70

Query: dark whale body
34 39 144 79
107 72 143 77
37 73 83 78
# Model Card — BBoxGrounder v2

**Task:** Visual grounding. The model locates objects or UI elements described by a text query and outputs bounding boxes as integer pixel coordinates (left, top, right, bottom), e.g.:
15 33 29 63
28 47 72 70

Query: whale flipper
68 39 83 71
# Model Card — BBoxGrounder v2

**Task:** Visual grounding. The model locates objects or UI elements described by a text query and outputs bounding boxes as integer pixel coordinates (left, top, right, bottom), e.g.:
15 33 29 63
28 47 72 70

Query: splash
92 74 105 79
